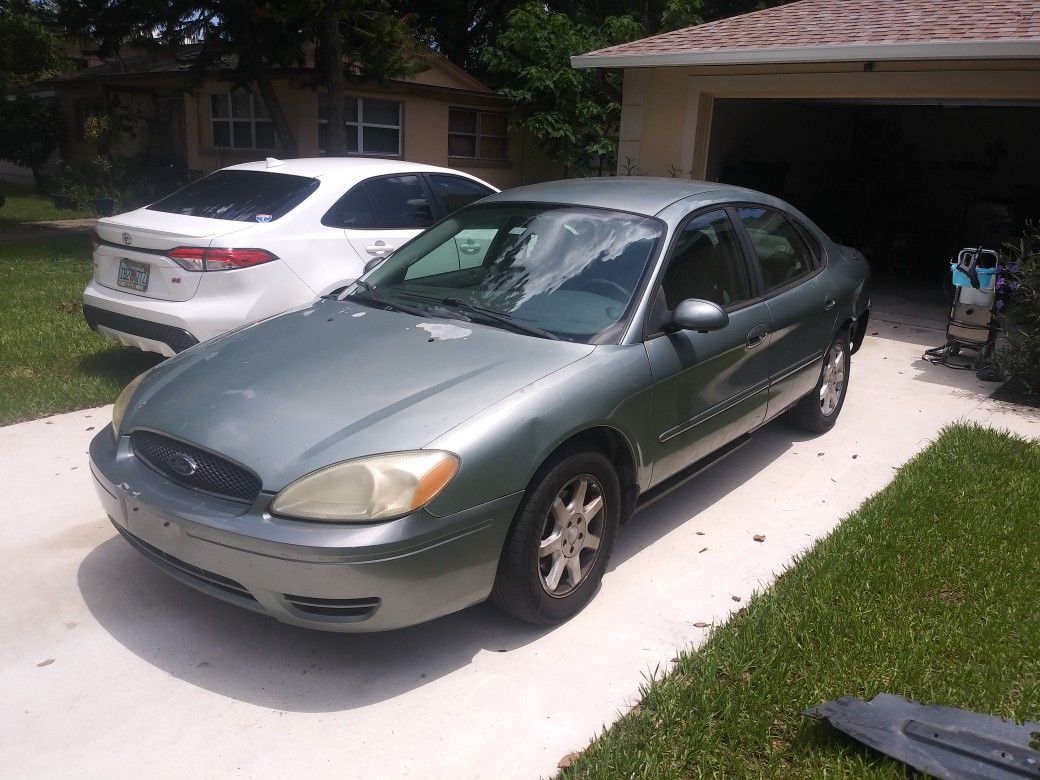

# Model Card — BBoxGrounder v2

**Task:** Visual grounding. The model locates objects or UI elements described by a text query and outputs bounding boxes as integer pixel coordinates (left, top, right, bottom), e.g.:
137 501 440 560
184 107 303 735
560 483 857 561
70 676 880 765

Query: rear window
147 170 320 222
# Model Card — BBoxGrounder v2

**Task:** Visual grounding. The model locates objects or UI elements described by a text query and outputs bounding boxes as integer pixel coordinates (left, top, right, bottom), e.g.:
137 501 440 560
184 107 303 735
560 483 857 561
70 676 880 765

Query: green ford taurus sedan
89 178 870 631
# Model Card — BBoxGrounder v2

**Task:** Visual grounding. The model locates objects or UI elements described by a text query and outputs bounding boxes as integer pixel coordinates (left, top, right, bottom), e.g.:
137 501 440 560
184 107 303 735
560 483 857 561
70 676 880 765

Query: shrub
55 153 185 214
0 94 61 186
995 223 1040 394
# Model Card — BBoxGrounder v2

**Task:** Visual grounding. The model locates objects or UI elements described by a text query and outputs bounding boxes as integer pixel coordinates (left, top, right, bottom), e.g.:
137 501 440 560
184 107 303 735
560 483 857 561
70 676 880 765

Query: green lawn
565 424 1040 778
0 181 94 227
0 236 161 425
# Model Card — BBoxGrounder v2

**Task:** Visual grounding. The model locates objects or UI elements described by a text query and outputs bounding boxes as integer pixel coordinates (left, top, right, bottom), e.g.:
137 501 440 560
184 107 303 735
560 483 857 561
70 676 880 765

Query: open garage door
706 98 1040 286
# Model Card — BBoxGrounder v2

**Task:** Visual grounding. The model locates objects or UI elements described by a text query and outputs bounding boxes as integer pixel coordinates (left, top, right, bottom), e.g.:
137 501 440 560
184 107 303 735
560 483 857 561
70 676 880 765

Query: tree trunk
317 2 349 156
254 69 299 158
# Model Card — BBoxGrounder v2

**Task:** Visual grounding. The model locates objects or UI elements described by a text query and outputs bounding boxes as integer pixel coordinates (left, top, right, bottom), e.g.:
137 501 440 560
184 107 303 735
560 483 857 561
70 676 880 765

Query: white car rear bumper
83 262 316 355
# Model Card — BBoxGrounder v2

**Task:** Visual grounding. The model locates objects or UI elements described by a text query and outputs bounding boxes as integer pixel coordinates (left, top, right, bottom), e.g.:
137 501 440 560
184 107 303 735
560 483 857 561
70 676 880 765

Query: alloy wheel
538 474 605 597
820 342 847 416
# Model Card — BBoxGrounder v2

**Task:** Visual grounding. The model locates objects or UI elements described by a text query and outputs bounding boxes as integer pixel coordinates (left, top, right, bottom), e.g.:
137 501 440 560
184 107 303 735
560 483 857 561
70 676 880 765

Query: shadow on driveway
76 419 805 713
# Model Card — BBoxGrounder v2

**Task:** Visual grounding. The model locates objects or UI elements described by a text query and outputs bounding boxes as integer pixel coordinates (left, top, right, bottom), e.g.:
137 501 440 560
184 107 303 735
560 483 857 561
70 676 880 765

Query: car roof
482 177 766 217
221 157 487 182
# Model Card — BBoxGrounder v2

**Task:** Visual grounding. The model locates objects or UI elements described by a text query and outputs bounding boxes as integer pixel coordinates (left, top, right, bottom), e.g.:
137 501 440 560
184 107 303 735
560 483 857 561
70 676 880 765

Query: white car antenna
265 157 285 168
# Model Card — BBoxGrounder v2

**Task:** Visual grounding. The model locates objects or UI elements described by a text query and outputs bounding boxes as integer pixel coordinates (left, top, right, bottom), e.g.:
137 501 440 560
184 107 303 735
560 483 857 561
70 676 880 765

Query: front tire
491 450 620 624
788 332 851 433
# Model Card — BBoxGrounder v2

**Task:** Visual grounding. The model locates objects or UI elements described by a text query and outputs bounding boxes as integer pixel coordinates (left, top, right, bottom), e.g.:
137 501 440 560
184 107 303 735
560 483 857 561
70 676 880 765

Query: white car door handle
365 242 395 256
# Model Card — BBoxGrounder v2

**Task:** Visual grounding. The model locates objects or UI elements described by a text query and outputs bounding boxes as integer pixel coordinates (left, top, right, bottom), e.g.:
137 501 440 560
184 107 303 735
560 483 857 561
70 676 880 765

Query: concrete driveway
2 316 1037 779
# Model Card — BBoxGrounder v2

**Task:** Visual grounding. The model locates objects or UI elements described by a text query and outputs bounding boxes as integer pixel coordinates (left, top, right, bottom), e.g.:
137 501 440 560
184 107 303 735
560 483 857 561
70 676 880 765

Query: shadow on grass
79 346 165 385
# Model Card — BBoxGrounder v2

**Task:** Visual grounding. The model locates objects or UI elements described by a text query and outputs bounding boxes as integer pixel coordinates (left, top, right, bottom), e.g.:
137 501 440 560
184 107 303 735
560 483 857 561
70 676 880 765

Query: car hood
122 298 594 490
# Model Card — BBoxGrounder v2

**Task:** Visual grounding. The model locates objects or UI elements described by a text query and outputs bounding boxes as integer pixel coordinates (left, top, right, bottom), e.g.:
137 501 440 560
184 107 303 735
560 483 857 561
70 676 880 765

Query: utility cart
924 247 1000 373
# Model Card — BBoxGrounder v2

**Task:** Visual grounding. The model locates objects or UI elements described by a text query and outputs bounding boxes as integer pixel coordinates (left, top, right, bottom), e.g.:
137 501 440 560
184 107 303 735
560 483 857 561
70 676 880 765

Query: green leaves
0 95 61 182
482 2 642 176
0 1 67 90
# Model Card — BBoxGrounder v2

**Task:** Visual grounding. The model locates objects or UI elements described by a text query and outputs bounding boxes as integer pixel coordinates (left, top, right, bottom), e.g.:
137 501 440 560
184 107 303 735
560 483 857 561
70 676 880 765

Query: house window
211 92 275 150
448 108 507 160
318 94 402 156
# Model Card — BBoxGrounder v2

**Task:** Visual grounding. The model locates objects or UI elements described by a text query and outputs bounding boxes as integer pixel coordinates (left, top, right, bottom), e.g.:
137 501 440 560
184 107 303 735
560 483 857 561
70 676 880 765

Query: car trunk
94 209 254 302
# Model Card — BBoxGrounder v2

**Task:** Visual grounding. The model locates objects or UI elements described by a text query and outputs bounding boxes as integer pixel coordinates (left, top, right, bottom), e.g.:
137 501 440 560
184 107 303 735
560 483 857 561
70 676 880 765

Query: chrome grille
131 430 261 503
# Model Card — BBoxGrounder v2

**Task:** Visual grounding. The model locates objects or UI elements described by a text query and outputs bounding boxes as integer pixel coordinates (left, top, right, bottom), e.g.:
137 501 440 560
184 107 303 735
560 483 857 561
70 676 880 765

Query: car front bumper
88 428 522 632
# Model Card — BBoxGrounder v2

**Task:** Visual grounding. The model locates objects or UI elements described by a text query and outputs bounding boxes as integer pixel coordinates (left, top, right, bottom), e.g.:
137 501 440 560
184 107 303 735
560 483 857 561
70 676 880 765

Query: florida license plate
117 258 149 292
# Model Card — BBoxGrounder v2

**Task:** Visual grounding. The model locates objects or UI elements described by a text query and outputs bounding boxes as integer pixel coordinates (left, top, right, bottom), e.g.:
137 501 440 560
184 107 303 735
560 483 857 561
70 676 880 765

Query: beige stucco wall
185 77 560 189
619 59 1040 178
54 56 565 190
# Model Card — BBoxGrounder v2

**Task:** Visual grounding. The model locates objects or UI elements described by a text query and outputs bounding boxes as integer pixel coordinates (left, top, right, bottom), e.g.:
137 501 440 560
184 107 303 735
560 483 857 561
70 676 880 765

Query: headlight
111 370 150 440
271 451 460 522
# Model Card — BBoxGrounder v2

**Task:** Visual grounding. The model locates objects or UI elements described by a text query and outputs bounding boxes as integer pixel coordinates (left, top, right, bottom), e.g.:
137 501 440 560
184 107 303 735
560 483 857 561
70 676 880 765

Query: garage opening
706 98 1040 309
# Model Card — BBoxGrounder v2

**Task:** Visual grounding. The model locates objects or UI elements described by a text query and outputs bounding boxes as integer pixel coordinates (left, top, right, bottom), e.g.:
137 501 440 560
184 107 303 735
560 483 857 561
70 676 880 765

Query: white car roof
222 157 492 186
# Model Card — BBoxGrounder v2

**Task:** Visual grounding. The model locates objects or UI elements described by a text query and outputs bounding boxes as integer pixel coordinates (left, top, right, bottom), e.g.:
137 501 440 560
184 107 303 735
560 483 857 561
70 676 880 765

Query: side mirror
363 256 385 274
672 298 729 333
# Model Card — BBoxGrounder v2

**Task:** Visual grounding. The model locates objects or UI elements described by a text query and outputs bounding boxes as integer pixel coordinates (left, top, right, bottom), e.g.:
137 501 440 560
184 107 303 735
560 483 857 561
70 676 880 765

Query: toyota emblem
168 453 199 478
122 232 132 246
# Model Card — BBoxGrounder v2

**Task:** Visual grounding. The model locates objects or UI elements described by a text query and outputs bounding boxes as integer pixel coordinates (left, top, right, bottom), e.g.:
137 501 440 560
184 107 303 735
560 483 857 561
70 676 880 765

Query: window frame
318 95 403 157
731 204 825 298
210 92 275 151
447 107 509 161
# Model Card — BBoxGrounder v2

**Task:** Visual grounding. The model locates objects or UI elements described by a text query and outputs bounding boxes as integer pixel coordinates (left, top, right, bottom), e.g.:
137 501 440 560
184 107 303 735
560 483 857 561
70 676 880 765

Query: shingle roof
573 0 1040 66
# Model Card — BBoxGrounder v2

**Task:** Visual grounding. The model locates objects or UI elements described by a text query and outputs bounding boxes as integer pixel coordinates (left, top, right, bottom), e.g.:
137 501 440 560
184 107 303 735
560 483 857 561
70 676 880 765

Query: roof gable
572 0 1040 67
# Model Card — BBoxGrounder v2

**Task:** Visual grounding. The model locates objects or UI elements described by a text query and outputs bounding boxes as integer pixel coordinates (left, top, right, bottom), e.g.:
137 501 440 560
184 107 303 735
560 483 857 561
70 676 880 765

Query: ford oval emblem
122 232 132 246
168 453 198 477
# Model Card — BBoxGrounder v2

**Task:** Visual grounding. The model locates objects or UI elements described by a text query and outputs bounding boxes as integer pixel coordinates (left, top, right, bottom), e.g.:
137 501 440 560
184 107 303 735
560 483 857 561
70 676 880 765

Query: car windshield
147 170 320 222
357 203 662 343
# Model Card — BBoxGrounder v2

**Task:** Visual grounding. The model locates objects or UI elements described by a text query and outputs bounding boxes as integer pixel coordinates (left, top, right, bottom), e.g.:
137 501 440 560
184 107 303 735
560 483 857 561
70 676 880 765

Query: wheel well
535 427 640 524
847 313 869 354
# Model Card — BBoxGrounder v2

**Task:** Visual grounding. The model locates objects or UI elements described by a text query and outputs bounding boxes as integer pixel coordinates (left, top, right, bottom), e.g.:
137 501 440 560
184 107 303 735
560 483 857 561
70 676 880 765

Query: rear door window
426 174 495 216
147 170 319 222
736 207 816 292
323 174 435 230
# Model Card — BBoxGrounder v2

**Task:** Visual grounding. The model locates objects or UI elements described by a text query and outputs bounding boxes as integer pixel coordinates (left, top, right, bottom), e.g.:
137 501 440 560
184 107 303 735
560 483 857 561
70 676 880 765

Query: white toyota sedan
83 158 497 356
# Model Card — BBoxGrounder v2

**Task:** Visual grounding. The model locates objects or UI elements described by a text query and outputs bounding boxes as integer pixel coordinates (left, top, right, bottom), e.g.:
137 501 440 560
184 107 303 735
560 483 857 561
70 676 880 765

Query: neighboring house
49 45 561 190
572 0 1040 275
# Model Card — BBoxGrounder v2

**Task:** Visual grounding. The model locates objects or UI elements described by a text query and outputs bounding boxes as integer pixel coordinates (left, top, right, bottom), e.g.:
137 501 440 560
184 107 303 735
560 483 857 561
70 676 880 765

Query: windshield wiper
440 297 560 340
344 280 429 317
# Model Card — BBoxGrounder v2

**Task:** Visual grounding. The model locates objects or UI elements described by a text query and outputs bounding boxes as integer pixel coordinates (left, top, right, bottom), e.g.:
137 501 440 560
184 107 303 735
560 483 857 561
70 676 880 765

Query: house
50 45 561 190
572 0 1040 277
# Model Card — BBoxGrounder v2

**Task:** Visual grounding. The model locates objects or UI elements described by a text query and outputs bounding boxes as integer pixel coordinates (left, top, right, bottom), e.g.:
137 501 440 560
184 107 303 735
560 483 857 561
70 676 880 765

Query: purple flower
996 299 1006 310
997 277 1006 288
1009 263 1021 274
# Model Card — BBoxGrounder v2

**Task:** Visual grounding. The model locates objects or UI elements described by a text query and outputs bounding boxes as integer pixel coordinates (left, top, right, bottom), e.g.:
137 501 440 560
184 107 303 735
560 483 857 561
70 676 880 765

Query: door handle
746 325 768 349
824 292 837 311
365 241 395 256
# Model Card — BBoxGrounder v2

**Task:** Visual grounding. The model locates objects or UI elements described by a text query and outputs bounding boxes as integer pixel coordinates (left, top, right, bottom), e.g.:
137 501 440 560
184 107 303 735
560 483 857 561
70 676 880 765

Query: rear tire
491 450 620 624
788 332 851 434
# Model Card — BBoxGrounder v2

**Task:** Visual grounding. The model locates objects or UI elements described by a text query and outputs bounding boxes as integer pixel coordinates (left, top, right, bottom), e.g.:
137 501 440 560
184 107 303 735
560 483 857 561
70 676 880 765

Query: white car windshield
357 204 663 343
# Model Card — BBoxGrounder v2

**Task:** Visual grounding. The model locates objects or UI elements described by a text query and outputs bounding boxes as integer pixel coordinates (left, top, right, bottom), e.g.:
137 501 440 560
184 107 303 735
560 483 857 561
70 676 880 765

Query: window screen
147 171 319 222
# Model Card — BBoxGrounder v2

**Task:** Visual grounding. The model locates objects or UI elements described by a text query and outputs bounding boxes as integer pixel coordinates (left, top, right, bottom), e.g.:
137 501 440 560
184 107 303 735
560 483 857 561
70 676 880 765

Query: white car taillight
167 247 278 271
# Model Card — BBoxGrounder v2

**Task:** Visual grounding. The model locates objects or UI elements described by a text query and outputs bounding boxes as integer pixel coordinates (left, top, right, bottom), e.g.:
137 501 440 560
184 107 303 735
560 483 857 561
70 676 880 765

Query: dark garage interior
706 98 1040 286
